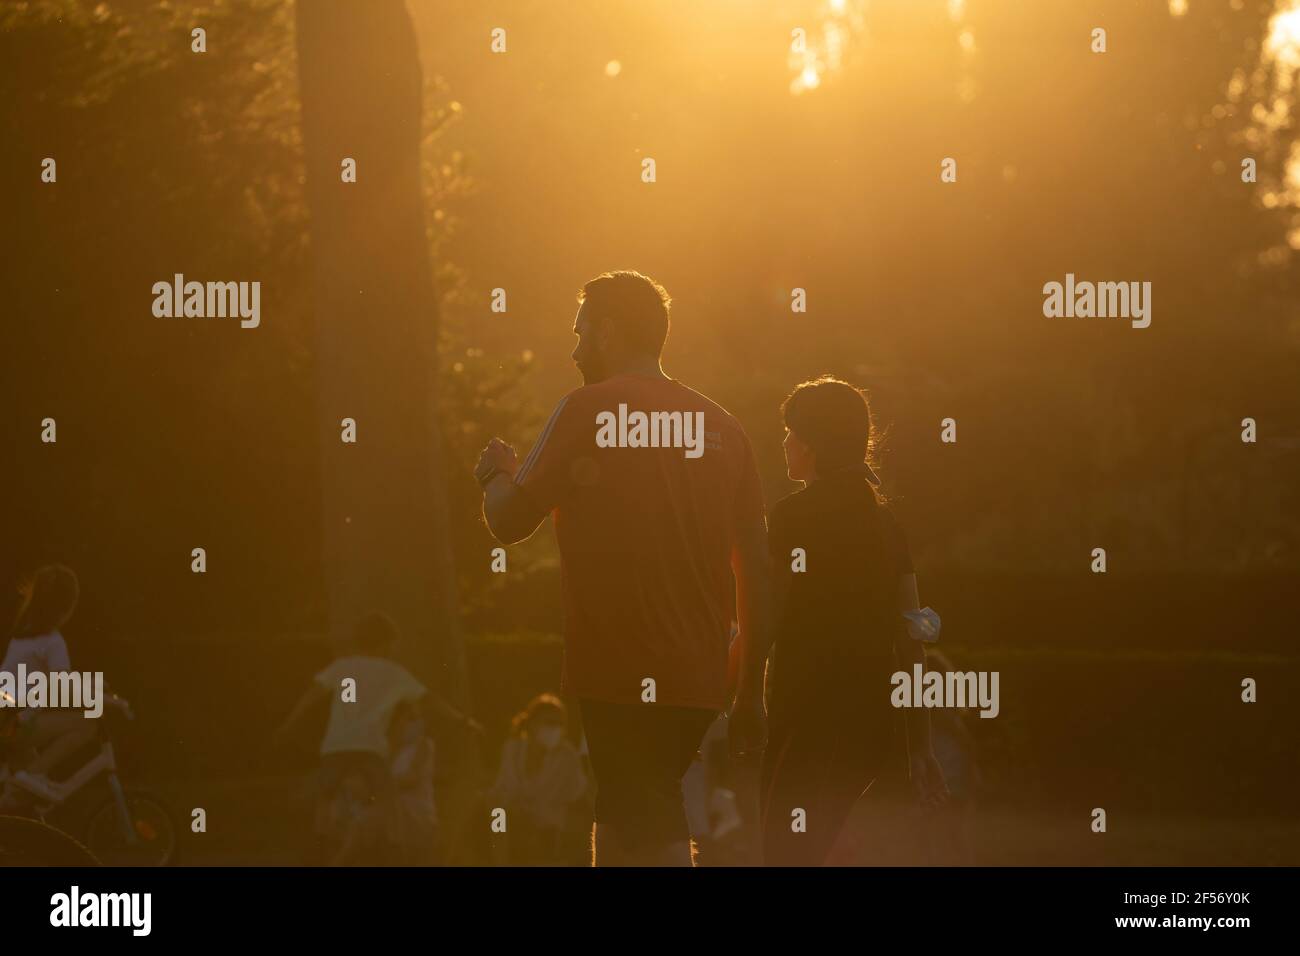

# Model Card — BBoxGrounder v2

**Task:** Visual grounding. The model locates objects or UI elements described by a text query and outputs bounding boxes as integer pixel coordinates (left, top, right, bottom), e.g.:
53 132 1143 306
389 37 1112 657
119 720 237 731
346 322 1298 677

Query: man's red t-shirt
514 373 766 711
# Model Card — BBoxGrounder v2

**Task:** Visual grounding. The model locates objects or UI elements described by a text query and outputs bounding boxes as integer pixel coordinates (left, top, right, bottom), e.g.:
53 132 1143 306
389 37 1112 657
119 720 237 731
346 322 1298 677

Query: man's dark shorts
579 698 717 852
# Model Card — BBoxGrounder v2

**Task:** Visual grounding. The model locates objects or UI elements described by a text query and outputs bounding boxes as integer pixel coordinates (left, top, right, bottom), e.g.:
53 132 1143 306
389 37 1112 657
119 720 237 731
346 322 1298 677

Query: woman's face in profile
783 428 815 483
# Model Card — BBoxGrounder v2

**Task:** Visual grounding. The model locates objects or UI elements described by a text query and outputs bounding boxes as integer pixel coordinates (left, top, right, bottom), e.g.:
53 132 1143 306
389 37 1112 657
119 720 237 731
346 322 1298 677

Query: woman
759 376 946 866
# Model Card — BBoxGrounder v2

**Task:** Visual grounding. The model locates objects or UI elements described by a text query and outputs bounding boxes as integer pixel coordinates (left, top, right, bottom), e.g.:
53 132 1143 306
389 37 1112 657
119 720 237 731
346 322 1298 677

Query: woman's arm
728 518 774 758
895 573 930 752
895 572 948 807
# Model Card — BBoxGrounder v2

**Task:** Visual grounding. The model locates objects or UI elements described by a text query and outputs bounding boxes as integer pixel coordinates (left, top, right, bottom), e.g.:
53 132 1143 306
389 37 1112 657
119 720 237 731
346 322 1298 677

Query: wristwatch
475 463 502 490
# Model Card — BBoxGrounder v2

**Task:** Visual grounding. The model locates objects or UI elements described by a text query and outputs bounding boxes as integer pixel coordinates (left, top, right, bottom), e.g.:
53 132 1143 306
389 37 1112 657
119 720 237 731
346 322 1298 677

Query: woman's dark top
765 469 913 746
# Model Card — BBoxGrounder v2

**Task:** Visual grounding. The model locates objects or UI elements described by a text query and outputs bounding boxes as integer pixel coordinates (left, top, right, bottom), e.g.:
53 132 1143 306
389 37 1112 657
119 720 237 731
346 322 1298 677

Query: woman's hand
909 751 949 809
728 689 767 760
725 635 742 702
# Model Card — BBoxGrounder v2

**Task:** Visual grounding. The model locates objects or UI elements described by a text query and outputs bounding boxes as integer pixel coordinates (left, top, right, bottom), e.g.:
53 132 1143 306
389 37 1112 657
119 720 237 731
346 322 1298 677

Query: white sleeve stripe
515 395 570 484
516 397 567 482
516 407 551 480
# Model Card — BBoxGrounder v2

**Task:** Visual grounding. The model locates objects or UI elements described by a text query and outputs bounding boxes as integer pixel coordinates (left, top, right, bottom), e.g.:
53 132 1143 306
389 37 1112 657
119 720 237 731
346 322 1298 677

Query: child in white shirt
0 565 96 790
274 611 479 864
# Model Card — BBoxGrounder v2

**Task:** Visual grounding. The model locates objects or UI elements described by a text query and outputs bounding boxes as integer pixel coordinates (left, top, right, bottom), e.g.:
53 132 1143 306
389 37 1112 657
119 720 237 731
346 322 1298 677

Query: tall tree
295 1 465 703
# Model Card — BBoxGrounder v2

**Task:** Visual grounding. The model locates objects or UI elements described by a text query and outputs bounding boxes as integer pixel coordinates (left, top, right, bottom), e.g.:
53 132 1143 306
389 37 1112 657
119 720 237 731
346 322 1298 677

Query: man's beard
577 357 607 385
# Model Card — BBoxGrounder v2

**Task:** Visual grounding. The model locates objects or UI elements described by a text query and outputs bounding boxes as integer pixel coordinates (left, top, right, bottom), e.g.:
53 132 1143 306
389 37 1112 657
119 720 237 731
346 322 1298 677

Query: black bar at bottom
3 866 1291 942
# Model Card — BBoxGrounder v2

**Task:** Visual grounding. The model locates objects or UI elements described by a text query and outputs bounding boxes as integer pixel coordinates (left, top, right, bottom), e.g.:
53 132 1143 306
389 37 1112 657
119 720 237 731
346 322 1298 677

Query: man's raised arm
476 438 549 545
478 393 577 544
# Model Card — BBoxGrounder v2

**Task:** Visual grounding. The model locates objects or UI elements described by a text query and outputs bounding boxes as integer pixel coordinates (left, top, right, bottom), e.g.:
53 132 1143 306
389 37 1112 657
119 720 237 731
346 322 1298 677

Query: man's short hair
576 270 672 357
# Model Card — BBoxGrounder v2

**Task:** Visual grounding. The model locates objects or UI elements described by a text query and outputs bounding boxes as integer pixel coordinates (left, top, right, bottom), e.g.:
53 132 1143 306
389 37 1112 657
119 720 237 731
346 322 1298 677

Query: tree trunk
295 0 466 706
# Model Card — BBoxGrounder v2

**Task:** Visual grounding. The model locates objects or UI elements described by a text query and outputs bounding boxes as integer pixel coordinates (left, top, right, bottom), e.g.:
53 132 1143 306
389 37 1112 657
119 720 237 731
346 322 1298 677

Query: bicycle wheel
83 790 176 866
0 814 100 866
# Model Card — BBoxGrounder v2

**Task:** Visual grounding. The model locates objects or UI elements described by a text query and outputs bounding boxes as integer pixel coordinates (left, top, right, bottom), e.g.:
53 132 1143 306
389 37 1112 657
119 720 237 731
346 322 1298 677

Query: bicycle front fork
104 745 139 847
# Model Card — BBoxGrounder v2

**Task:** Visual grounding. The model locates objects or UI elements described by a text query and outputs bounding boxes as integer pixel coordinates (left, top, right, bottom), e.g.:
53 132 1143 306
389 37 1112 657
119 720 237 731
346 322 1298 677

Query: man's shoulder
540 382 623 426
667 380 746 427
557 377 748 423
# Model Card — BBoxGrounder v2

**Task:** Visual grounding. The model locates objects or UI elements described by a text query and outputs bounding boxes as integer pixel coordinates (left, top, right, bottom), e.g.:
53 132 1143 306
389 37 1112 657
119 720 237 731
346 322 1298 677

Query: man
475 270 772 866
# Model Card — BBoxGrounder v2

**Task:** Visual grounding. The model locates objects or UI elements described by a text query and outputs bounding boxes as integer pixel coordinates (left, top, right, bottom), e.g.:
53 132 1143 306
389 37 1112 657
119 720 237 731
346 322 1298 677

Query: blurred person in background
488 693 590 866
0 564 98 805
273 611 481 864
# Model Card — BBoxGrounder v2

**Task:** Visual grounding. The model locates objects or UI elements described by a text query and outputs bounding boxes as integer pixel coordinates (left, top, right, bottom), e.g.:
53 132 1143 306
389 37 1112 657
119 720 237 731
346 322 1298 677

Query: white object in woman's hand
903 607 941 643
